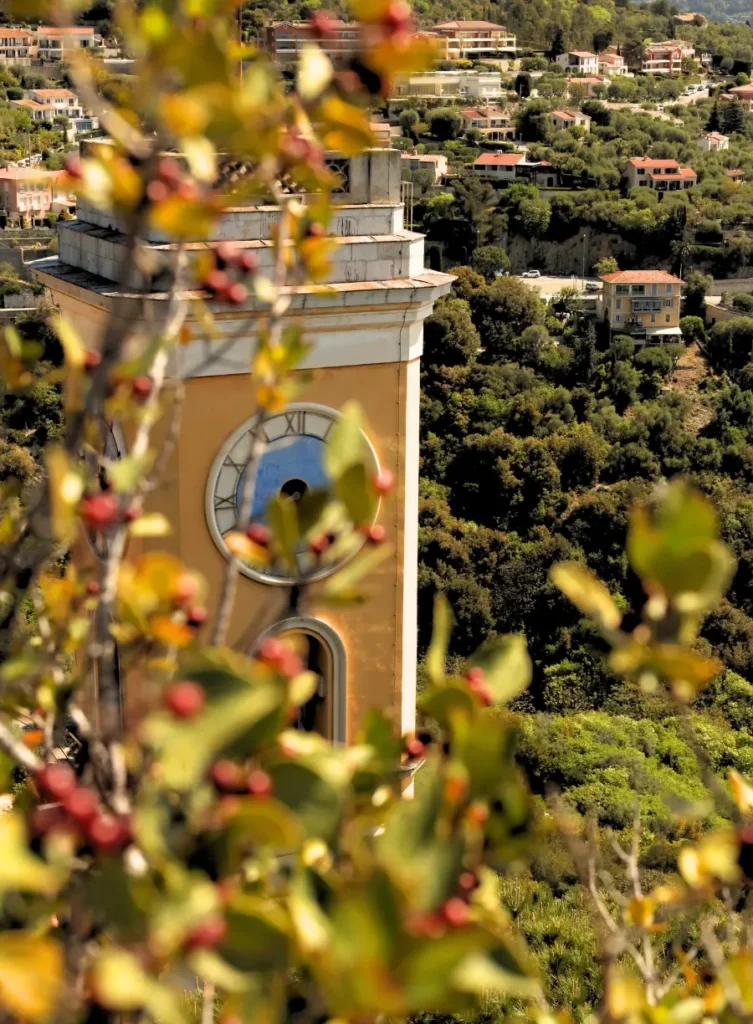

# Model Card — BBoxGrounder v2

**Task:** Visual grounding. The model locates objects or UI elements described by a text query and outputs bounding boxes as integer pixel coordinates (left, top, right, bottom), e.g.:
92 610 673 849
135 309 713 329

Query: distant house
400 153 448 183
567 75 609 98
728 84 753 111
674 12 708 27
0 28 35 64
473 152 558 187
460 106 515 140
624 157 697 192
262 20 359 65
551 108 591 132
697 132 729 152
37 26 99 60
556 50 599 75
431 20 517 57
0 167 70 221
641 40 694 75
726 168 746 183
598 269 685 341
598 50 629 76
391 70 503 102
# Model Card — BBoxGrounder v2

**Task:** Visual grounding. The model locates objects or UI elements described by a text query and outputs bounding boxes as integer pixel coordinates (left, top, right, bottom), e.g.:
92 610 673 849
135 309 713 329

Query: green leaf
400 928 495 1009
51 315 84 369
267 495 299 571
467 634 531 704
550 562 622 632
321 542 391 604
90 949 186 1024
128 512 172 537
0 933 63 1023
180 136 216 183
230 797 304 850
426 594 454 686
189 950 251 992
0 814 62 895
268 760 343 841
107 453 152 493
145 683 281 790
420 685 474 729
323 402 367 481
221 895 291 972
290 867 331 956
452 946 540 999
336 462 377 528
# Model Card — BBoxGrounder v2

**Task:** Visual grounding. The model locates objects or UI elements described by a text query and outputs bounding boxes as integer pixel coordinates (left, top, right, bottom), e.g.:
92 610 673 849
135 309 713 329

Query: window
637 168 645 175
616 299 622 310
665 314 671 323
614 314 621 323
616 284 629 295
651 314 657 323
652 284 658 295
664 299 672 307
640 180 648 186
665 284 672 294
631 285 645 295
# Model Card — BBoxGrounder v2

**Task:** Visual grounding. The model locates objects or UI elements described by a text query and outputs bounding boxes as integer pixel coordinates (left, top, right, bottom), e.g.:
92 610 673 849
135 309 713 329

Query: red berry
64 153 83 180
186 914 227 950
174 180 198 201
373 469 395 495
309 534 330 556
258 637 286 665
224 282 247 305
214 241 238 266
37 762 77 801
237 251 258 275
173 573 199 606
279 651 304 679
146 179 169 204
157 157 183 187
458 871 479 892
336 70 362 94
248 769 273 798
123 503 139 523
83 349 101 370
366 524 387 545
81 493 120 531
31 804 65 836
186 606 208 628
307 222 325 238
383 0 413 32
405 737 425 759
406 910 445 938
131 375 153 399
63 786 99 826
205 269 230 295
86 580 100 596
442 897 470 927
164 680 205 719
246 523 271 546
210 760 247 794
88 813 130 853
466 667 485 687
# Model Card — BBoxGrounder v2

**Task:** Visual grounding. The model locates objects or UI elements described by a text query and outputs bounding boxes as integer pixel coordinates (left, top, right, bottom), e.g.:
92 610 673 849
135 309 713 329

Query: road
514 274 601 300
604 88 710 123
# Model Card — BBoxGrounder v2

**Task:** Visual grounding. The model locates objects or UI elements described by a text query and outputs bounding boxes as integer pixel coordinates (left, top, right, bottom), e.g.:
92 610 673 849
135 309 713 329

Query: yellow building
598 269 684 341
32 148 453 742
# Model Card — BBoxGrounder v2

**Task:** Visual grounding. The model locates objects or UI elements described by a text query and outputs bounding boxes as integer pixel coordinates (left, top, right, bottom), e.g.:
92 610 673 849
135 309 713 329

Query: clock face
206 403 379 585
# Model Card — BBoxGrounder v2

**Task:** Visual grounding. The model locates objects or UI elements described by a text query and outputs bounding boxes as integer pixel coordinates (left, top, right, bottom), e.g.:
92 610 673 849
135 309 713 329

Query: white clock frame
205 402 380 586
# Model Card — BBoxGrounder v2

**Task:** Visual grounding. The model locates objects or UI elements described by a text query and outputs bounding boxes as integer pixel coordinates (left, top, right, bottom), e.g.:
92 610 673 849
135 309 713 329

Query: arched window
256 617 345 744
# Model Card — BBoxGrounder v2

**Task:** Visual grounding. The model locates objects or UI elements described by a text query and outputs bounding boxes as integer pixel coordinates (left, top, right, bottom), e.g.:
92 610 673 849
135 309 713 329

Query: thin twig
0 719 42 774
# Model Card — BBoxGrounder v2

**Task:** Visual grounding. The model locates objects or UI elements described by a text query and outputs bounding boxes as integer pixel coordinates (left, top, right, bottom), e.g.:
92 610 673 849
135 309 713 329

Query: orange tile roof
628 157 679 168
37 25 95 35
474 152 523 166
552 108 587 119
434 20 506 30
649 168 696 179
0 166 55 181
30 88 77 99
600 270 684 284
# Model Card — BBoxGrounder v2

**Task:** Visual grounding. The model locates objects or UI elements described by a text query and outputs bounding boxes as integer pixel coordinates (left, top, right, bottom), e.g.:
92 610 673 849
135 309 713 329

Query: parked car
521 270 541 279
585 281 600 292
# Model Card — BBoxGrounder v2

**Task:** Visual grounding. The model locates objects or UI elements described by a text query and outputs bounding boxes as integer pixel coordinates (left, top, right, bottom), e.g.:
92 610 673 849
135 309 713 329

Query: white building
598 50 629 76
697 132 729 152
400 153 448 182
431 20 516 58
460 106 515 140
641 40 694 75
551 108 591 132
391 70 503 103
556 51 599 75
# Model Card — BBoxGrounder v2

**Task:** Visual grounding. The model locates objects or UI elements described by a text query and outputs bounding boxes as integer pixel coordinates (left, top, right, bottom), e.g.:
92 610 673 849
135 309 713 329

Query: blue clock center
237 434 329 523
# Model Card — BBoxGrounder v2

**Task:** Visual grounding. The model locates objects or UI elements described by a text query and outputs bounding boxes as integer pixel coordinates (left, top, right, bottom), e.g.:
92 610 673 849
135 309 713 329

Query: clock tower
32 147 453 742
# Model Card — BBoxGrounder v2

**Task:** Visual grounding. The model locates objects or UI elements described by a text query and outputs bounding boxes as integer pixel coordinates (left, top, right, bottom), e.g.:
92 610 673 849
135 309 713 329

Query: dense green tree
470 245 511 282
429 107 463 141
423 297 480 367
